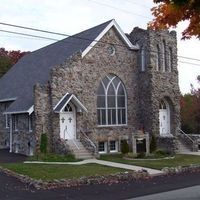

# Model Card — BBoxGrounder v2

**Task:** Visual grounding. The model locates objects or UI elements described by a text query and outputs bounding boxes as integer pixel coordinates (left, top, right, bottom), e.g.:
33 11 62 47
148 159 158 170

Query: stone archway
159 99 170 136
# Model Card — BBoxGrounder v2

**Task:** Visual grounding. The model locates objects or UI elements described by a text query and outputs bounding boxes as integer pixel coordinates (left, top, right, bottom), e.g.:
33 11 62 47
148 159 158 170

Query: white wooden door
159 110 168 135
60 113 76 140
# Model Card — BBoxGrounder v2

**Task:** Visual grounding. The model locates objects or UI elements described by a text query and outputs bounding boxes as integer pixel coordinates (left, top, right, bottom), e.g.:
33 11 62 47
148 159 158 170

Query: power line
0 22 200 61
122 0 151 9
88 0 151 19
178 56 200 62
178 61 200 67
0 22 68 37
0 23 200 65
0 29 58 41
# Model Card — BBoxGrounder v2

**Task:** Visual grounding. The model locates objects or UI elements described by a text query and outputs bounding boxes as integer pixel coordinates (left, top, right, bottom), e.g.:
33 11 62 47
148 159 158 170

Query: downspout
9 115 13 153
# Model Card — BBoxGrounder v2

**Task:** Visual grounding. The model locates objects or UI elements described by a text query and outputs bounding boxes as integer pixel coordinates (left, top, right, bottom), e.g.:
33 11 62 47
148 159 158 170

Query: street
129 185 200 200
0 171 200 200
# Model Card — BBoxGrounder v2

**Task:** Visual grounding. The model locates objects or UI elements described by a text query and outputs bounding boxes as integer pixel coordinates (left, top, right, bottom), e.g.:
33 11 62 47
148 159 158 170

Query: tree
148 0 200 39
0 48 28 78
181 76 200 134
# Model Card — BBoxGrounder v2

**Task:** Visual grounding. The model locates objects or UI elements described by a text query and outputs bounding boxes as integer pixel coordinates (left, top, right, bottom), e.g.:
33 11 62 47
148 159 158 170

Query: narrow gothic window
64 104 73 112
141 47 145 71
97 74 127 126
168 47 172 72
155 45 160 71
162 41 166 72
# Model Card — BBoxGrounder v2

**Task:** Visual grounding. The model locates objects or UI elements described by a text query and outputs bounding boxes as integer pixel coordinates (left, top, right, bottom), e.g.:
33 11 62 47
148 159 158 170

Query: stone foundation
156 136 176 154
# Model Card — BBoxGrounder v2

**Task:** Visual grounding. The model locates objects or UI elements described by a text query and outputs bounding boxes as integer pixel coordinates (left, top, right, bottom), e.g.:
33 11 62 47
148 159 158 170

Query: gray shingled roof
0 20 112 113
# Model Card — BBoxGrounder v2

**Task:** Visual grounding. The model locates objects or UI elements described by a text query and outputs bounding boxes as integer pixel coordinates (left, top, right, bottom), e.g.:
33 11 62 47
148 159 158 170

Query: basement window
110 140 118 152
98 142 107 154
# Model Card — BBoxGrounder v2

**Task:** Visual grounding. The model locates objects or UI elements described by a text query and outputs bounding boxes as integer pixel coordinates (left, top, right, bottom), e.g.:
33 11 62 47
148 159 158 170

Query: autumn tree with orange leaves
149 0 200 39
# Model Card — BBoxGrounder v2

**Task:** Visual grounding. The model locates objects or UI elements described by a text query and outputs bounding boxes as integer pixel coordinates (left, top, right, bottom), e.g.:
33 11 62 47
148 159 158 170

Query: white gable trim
28 105 34 115
53 92 69 111
54 93 88 113
81 19 139 58
3 105 34 115
0 98 17 103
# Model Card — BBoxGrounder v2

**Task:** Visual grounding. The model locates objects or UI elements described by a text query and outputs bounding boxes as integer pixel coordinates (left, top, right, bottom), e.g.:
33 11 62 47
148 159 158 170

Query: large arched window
97 74 127 126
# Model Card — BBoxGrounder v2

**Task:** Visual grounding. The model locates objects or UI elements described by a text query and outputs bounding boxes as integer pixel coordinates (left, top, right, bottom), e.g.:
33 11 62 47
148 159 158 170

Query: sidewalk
24 159 163 176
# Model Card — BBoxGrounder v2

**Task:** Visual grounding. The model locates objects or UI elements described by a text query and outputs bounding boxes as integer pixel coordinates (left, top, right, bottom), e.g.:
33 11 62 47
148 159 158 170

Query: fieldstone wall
156 136 177 154
49 27 139 152
0 102 11 149
129 28 180 137
34 83 52 153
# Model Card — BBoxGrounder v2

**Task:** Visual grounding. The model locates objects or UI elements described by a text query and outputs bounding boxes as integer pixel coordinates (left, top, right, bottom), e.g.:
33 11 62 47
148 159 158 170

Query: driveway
0 149 27 163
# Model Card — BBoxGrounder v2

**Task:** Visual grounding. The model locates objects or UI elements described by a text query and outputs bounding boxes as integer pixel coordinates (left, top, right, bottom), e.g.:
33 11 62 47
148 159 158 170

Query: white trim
0 98 17 103
53 93 69 110
82 19 139 58
5 114 10 129
4 110 29 115
9 116 13 153
28 105 34 115
28 114 33 132
109 140 118 153
54 93 87 113
98 141 107 154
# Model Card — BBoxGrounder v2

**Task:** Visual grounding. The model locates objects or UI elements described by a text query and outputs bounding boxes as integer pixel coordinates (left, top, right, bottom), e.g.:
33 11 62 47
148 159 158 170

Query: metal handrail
179 128 195 143
64 128 80 150
80 130 97 152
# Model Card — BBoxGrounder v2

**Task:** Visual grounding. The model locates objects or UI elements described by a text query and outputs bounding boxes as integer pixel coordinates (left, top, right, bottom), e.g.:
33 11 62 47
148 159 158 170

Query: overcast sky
0 0 199 94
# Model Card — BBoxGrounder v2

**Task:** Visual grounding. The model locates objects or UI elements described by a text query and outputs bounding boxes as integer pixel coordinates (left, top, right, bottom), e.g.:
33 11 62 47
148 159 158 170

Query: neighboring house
0 20 180 156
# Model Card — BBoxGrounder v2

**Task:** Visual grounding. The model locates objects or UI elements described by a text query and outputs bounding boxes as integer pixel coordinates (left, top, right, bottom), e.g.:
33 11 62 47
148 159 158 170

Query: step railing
64 128 80 150
80 129 97 155
178 128 198 152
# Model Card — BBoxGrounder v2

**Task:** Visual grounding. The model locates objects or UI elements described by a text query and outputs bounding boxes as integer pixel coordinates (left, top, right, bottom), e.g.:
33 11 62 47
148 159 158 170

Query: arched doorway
60 103 76 140
159 99 170 135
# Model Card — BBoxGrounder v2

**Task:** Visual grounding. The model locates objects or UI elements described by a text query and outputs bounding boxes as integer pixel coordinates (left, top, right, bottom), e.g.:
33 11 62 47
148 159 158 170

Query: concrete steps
176 140 192 154
66 140 94 159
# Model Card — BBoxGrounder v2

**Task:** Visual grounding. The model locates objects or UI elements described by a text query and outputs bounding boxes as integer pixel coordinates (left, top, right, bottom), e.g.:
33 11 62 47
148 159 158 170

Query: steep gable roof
0 19 137 114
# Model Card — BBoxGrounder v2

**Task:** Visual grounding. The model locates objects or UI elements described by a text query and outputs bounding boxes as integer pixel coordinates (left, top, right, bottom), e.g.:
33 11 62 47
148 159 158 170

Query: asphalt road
1 171 200 200
129 185 200 200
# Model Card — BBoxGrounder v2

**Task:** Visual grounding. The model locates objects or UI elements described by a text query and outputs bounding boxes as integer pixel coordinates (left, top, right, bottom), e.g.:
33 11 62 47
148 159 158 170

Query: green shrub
121 140 129 154
150 134 157 153
154 149 171 157
29 153 78 162
40 133 48 154
125 152 138 158
137 152 146 158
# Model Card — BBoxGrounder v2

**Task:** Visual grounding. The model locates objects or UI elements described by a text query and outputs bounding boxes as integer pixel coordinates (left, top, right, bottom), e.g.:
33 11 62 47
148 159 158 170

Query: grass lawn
1 163 127 181
27 153 80 162
100 154 200 170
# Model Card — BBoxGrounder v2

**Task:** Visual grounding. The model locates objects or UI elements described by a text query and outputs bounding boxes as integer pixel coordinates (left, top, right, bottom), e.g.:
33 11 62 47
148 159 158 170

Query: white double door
159 109 170 135
60 112 76 140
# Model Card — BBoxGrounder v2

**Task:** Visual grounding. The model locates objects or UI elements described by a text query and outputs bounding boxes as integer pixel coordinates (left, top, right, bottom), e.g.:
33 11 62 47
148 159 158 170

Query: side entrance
60 103 76 140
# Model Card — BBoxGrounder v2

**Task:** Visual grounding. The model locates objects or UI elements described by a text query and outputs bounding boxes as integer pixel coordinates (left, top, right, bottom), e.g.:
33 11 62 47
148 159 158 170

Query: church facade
0 20 180 156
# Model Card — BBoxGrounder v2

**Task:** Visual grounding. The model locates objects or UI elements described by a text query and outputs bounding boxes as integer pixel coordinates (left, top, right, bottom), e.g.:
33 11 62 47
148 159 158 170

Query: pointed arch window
141 46 145 71
162 40 166 72
155 45 160 71
168 47 172 72
97 74 127 126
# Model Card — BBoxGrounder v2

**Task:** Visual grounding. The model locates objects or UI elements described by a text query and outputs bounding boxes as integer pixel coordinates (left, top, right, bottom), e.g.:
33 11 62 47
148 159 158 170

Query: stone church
0 19 180 157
